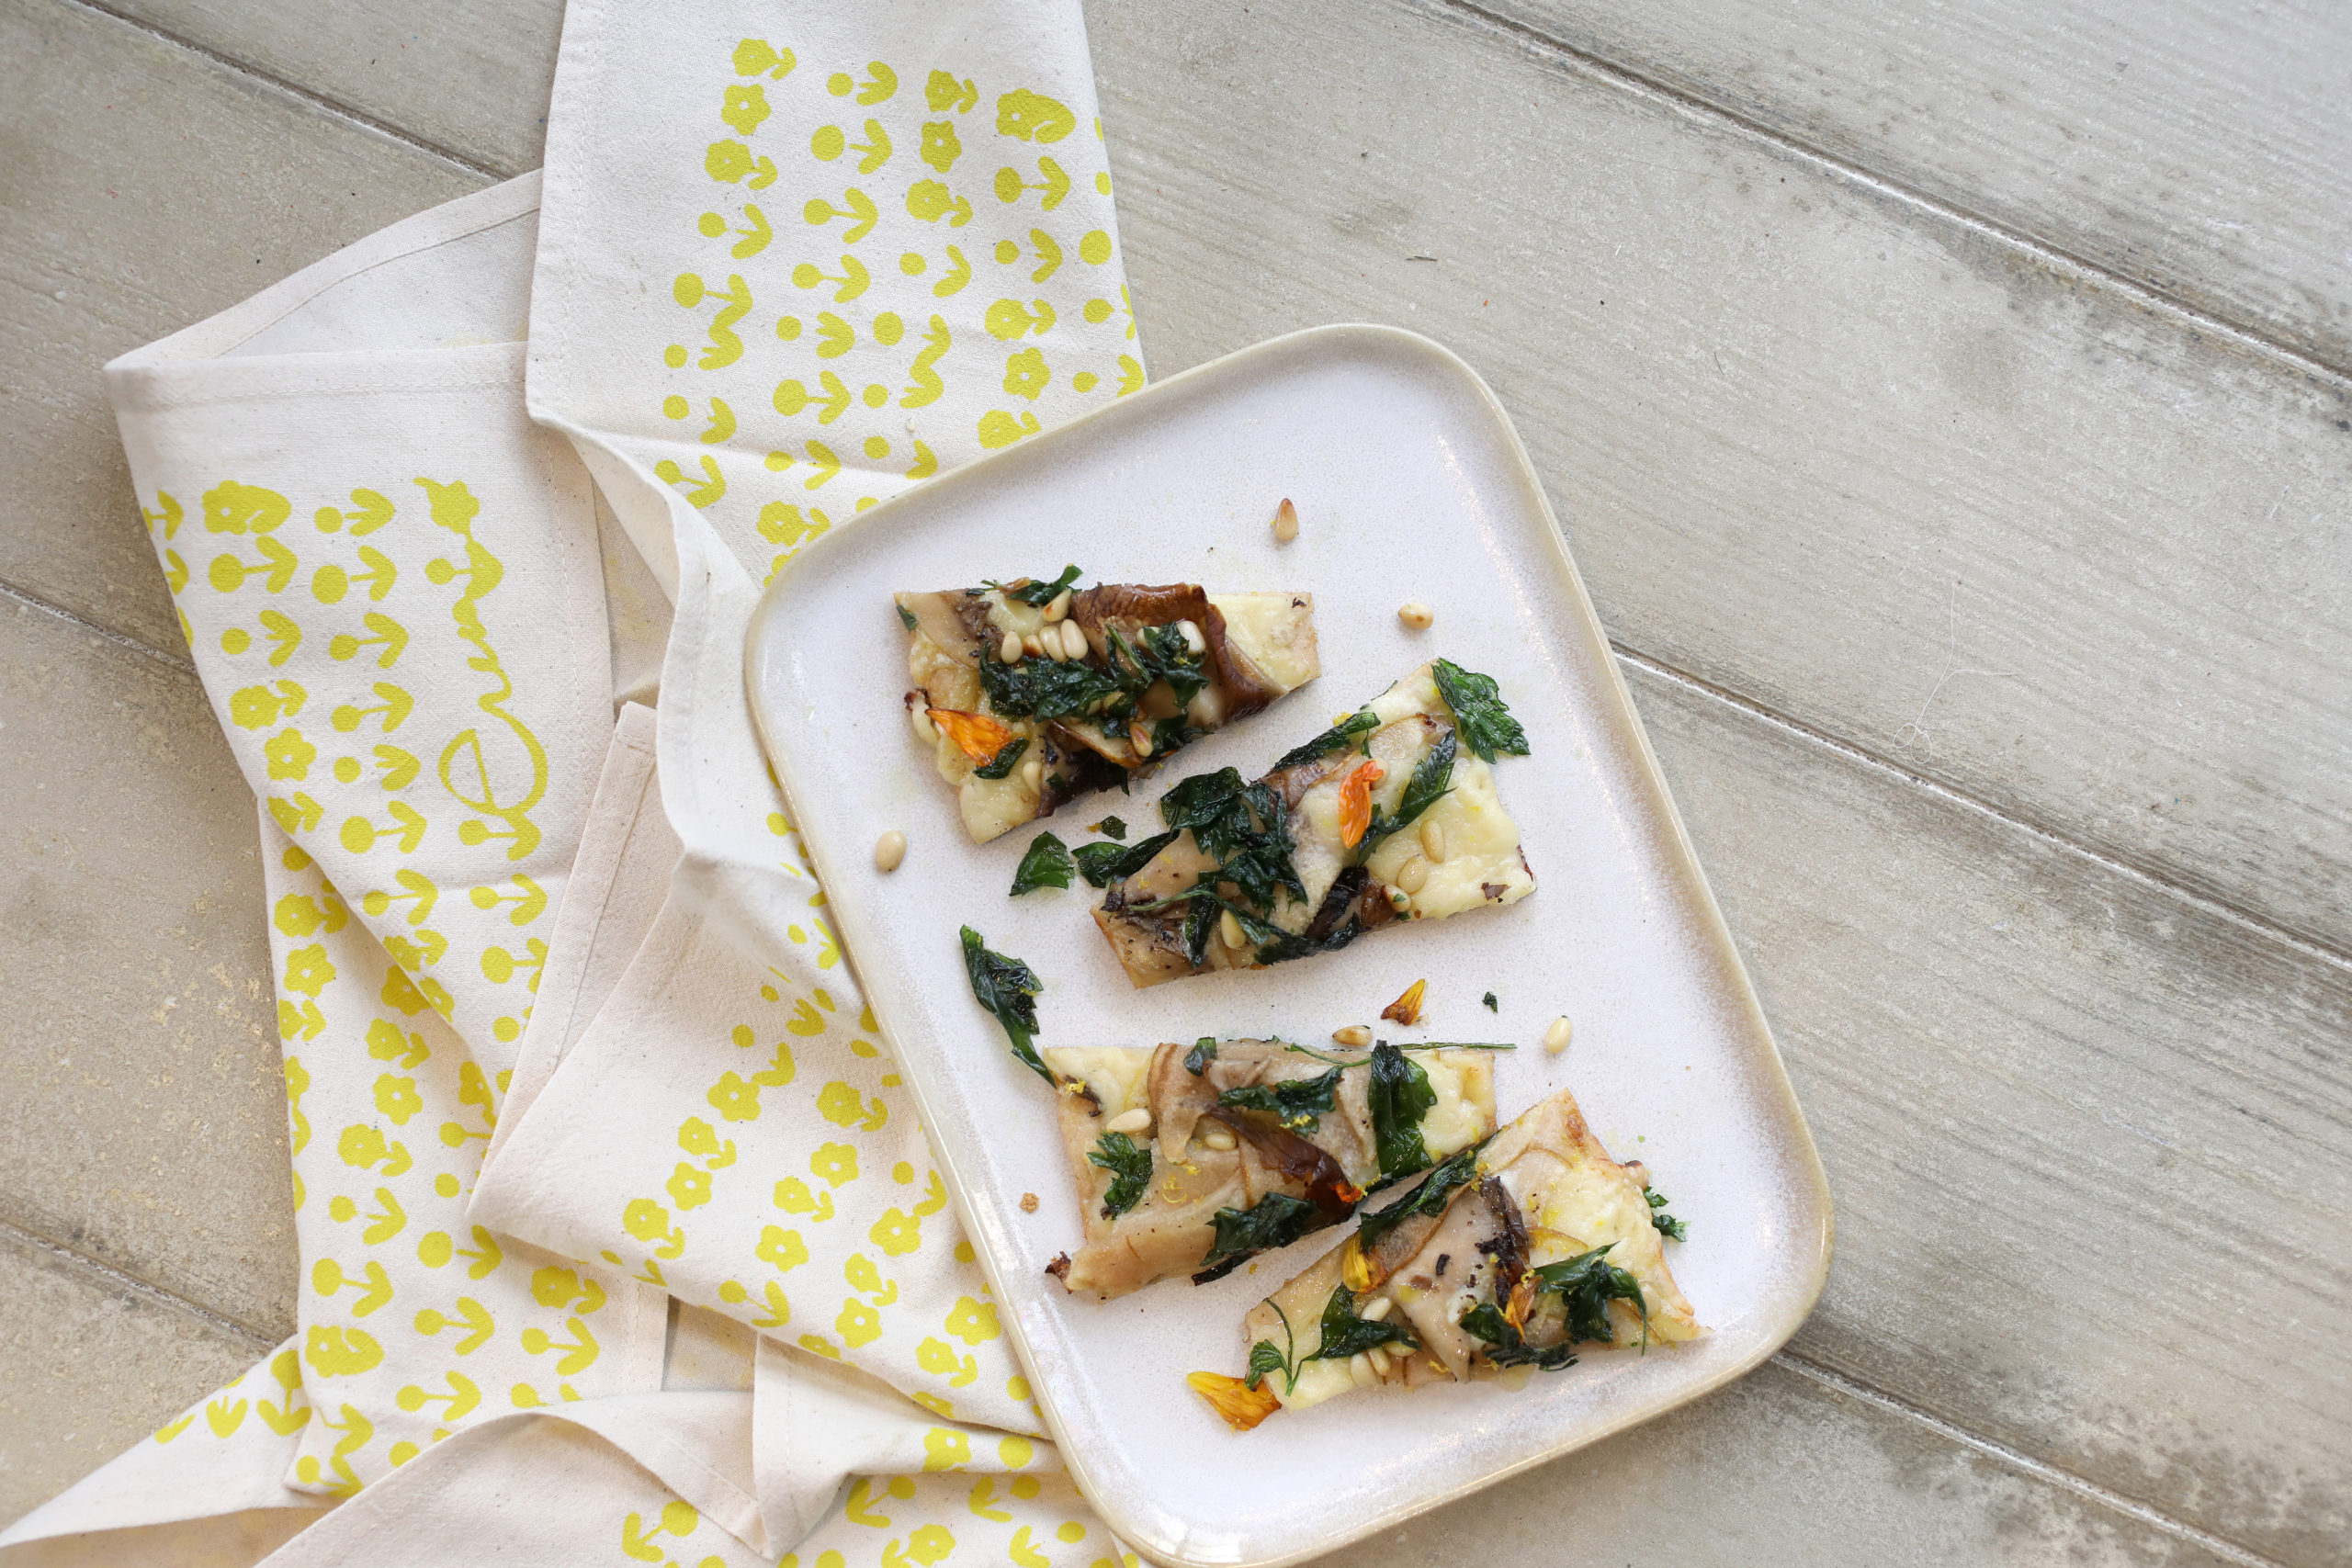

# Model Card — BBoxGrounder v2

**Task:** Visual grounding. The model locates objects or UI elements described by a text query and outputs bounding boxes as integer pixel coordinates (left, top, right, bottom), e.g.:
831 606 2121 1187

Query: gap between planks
1433 0 2352 392
2 578 197 677
1773 1349 2287 1568
54 0 510 182
0 1216 282 1354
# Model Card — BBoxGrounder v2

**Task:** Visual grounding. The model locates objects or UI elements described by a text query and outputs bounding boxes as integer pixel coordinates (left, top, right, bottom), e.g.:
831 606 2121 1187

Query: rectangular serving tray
745 324 1832 1568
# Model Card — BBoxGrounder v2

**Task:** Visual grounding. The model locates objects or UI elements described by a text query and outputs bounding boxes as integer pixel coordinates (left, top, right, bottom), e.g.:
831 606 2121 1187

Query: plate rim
744 321 1835 1567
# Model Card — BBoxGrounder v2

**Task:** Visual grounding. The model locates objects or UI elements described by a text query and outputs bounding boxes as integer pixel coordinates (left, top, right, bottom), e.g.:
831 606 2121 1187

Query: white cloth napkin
3 2 1152 1564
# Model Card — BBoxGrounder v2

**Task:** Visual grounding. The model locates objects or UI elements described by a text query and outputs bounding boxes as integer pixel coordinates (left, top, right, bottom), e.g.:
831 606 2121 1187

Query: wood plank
1478 0 2352 373
95 0 562 176
0 596 296 1340
1628 658 2349 1566
1354 1359 2251 1568
0 0 483 654
1086 0 2352 960
0 1225 268 1523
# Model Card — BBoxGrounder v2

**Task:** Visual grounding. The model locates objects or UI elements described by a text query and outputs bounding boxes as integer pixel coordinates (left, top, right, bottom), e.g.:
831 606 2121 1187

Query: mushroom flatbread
900 570 1318 843
1040 1038 1498 1300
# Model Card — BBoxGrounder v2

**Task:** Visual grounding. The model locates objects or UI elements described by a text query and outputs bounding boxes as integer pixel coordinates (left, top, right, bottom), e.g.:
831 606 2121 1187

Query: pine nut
1021 754 1044 789
1175 618 1206 656
1396 855 1430 894
910 705 938 745
1366 1345 1393 1376
874 830 907 873
1348 1353 1378 1389
1360 1295 1394 1322
1060 619 1091 660
1397 601 1434 631
1220 910 1246 951
1186 684 1226 728
1419 818 1446 863
1129 722 1154 757
1272 498 1299 542
1199 1124 1238 1152
1332 1025 1372 1047
1044 589 1072 622
999 630 1023 664
1544 1015 1573 1055
1385 885 1411 913
1104 1108 1151 1135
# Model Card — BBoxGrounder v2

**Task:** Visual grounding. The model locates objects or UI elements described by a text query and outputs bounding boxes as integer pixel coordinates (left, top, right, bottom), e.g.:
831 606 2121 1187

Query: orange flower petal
1336 760 1385 849
1381 978 1427 1027
1185 1371 1282 1432
927 707 1012 764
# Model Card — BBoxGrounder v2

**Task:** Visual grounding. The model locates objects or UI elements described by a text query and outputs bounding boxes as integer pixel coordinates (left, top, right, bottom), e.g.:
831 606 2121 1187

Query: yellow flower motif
906 1524 955 1562
817 1080 875 1128
945 1295 1001 1345
917 1337 958 1375
623 1198 673 1243
372 1074 423 1126
677 1117 725 1157
263 727 316 781
869 1206 922 1258
996 88 1076 143
380 965 430 1016
811 1141 860 1188
707 1071 763 1123
720 84 770 136
922 1429 970 1472
837 1296 883 1348
756 1224 808 1271
706 140 757 183
1002 348 1049 401
920 119 961 173
337 1124 390 1168
303 1325 383 1376
666 1161 713 1210
281 943 336 998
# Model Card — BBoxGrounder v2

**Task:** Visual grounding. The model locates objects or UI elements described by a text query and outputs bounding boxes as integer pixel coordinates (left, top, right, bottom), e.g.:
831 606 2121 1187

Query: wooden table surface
3 1 2346 1562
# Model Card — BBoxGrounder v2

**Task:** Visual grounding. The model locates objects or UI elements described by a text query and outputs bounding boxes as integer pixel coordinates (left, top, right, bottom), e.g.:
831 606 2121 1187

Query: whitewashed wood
1481 0 2352 373
0 597 297 1339
97 0 563 176
0 0 484 654
0 1225 269 1522
1631 660 2350 1567
1086 0 2352 961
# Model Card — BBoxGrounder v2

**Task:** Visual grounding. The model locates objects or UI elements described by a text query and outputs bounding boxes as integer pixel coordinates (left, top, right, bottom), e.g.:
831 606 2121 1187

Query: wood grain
0 0 483 653
1087 0 2352 961
1476 0 2352 373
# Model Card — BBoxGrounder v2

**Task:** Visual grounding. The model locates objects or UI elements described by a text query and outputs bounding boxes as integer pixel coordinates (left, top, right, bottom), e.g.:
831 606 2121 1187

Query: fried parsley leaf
1184 1038 1218 1076
896 604 919 631
1073 828 1180 888
1361 730 1455 856
1307 1284 1419 1365
1531 1246 1650 1349
1356 1136 1487 1252
990 565 1082 605
974 735 1029 780
1196 1192 1323 1280
1271 709 1379 772
976 646 1123 723
1431 660 1530 763
958 925 1047 1083
1647 1190 1689 1243
1459 1301 1577 1371
1244 1337 1290 1393
1010 831 1073 896
1483 991 1498 1011
1087 1131 1152 1218
1159 769 1304 912
1095 816 1127 840
1216 1066 1343 1133
1366 1043 1438 1182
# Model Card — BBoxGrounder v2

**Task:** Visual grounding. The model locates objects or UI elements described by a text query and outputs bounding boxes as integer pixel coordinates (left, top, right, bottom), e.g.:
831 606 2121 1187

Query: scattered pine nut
1360 1294 1395 1323
1348 1353 1378 1389
1219 909 1247 951
1044 589 1072 622
1272 498 1300 542
1104 1108 1152 1135
1419 818 1447 863
1060 618 1090 660
1199 1124 1238 1152
1332 1024 1373 1047
999 630 1023 663
1366 1345 1393 1376
1395 854 1430 894
874 830 907 872
1544 1015 1573 1054
1020 1192 1039 1213
1174 618 1207 656
1397 601 1435 631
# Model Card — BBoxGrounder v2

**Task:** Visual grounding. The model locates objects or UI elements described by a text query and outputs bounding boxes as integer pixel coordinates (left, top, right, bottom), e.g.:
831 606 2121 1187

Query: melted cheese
1210 592 1318 693
1040 1046 1151 1118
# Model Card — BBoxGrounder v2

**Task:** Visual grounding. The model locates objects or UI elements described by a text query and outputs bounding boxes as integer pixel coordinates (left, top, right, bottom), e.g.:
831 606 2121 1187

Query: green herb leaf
1306 1284 1419 1365
958 926 1048 1083
1184 1038 1218 1076
1010 831 1073 896
1431 660 1531 763
1244 1337 1290 1393
1531 1246 1650 1349
1216 1066 1343 1133
1361 730 1455 856
1087 1131 1152 1218
1647 1190 1689 1243
1094 816 1127 840
1197 1192 1324 1280
1271 710 1379 773
974 735 1030 780
1366 1043 1438 1181
977 645 1124 723
896 604 919 631
1073 828 1180 887
992 565 1082 605
1356 1137 1487 1252
1159 769 1304 913
1483 991 1498 1011
1459 1300 1578 1371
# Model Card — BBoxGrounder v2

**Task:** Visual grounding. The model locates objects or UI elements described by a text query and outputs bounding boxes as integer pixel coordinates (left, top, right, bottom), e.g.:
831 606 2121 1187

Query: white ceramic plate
745 325 1832 1568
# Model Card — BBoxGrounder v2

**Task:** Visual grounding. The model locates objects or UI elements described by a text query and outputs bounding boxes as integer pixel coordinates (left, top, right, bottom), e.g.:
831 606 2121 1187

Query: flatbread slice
1039 1038 1497 1300
1092 660 1534 987
1188 1084 1699 1430
899 575 1318 843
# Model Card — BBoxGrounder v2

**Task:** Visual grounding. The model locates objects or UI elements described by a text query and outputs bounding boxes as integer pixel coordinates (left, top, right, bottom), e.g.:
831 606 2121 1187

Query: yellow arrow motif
332 682 414 735
700 397 737 445
854 61 897 104
338 799 427 854
329 611 410 668
814 312 855 358
651 455 727 507
371 744 421 788
521 1315 601 1374
728 203 773 258
932 244 971 298
268 793 325 834
260 609 303 665
790 253 871 302
905 439 939 480
991 157 1071 211
469 873 548 926
361 1190 405 1247
803 187 878 243
344 488 395 534
1027 228 1063 283
205 1397 248 1438
143 491 184 538
209 536 299 592
395 1371 480 1421
850 118 892 173
775 373 854 424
